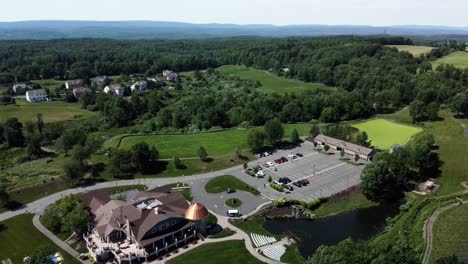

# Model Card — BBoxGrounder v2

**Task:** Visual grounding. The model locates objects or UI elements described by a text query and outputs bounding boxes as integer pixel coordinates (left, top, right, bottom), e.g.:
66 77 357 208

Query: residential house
130 81 148 92
12 83 29 94
148 76 165 87
72 87 92 100
94 76 109 86
104 84 124 96
81 186 208 263
310 134 377 161
65 80 83 90
162 70 179 82
26 89 48 102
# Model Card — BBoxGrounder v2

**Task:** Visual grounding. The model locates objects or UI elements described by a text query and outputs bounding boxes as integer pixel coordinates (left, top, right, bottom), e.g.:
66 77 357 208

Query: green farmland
431 204 468 263
105 123 313 159
432 51 468 69
352 118 422 149
217 65 332 94
387 45 433 56
0 99 97 123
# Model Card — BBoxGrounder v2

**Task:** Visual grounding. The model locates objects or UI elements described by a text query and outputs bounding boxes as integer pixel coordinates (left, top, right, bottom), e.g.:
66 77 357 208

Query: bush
273 197 328 210
270 183 284 192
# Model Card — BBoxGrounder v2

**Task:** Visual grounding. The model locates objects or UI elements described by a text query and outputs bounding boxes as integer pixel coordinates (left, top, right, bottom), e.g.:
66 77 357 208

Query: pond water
263 206 397 258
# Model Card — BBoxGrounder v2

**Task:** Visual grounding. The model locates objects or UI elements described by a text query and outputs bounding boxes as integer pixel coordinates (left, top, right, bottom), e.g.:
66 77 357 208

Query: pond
263 206 397 258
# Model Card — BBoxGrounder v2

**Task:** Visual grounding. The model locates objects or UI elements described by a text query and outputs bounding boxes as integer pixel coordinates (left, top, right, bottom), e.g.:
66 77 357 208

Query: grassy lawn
208 228 235 239
106 123 312 159
432 51 468 69
106 184 147 194
217 65 333 95
387 45 433 56
167 240 263 264
352 118 422 149
30 79 64 95
0 214 80 264
431 203 468 263
225 198 242 208
231 217 280 238
313 191 377 218
168 183 192 201
0 99 97 123
205 175 259 195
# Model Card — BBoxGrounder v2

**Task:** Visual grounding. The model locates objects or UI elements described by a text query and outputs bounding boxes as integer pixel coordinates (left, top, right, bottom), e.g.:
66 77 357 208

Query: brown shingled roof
314 134 375 156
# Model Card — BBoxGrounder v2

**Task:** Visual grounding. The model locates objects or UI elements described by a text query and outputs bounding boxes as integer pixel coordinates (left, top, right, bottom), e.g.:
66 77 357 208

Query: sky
0 0 467 27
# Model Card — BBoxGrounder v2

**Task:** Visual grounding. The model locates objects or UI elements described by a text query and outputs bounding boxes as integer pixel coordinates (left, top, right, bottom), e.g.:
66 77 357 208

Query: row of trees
108 142 159 178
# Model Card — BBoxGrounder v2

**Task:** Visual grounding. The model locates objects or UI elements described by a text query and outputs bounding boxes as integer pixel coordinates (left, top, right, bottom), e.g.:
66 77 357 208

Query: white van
255 170 265 177
227 209 241 217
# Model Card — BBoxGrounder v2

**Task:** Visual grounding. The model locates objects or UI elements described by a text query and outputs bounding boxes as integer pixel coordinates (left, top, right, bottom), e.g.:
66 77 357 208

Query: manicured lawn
225 198 242 208
0 99 97 123
208 228 235 239
167 240 262 264
431 203 468 263
217 65 333 95
352 118 422 149
432 51 468 69
204 175 259 195
106 123 313 159
106 184 147 194
0 214 80 264
313 191 377 218
387 45 433 56
231 217 279 238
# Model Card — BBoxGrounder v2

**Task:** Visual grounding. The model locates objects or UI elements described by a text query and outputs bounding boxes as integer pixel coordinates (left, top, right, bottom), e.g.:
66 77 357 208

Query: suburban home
130 81 147 92
72 87 92 100
162 70 179 82
12 83 29 94
104 84 124 96
81 186 208 263
311 134 377 161
95 75 109 86
26 89 48 102
148 76 165 87
65 80 83 90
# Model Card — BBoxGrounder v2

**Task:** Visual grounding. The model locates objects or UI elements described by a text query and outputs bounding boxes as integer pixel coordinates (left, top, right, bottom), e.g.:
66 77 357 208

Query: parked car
296 153 303 157
267 161 274 166
264 152 270 156
293 181 302 187
274 159 281 164
303 179 310 185
287 154 296 159
299 179 308 185
273 180 283 185
284 185 293 191
281 157 288 162
226 188 236 193
256 170 265 177
227 209 241 217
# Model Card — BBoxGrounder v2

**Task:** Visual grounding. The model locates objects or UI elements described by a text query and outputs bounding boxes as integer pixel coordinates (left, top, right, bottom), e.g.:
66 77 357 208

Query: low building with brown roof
311 134 377 161
81 187 207 263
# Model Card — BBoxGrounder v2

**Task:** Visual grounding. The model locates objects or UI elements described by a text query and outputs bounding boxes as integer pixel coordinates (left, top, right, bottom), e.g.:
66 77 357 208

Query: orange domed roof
185 203 209 221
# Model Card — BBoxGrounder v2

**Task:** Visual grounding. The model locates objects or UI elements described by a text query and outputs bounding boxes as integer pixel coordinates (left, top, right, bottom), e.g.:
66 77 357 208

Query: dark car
278 177 288 184
284 185 294 191
293 181 302 187
296 153 303 157
284 177 292 183
299 179 308 185
281 157 288 162
303 179 310 185
226 188 236 193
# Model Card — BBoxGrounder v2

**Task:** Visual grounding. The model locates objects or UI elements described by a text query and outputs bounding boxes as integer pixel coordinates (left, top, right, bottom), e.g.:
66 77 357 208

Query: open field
217 65 333 94
105 123 312 159
0 99 97 123
432 51 468 69
430 203 468 263
0 214 79 264
30 79 64 95
167 240 262 264
387 45 433 56
313 191 377 218
205 175 259 195
352 118 422 149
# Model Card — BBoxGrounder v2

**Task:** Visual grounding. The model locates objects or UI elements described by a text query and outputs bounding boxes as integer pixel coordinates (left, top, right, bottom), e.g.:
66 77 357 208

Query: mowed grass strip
0 214 80 264
352 118 422 149
0 99 97 123
431 203 468 263
217 65 333 94
106 123 313 159
432 51 468 69
205 175 259 195
167 240 263 264
387 45 433 56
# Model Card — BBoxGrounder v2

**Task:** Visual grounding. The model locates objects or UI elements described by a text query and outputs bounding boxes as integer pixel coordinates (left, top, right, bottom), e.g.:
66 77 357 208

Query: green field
432 51 468 69
352 118 422 149
0 99 97 123
217 65 333 94
167 240 262 264
430 204 468 263
0 214 79 264
387 45 433 56
105 123 312 159
205 175 259 195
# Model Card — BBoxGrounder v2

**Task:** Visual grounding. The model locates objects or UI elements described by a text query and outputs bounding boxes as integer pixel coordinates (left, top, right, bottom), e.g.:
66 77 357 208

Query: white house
130 81 147 92
26 89 48 102
65 80 82 90
104 84 124 96
163 70 179 82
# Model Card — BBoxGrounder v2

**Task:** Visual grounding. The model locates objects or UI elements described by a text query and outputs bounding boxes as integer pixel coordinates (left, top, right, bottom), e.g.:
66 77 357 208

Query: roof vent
154 207 159 215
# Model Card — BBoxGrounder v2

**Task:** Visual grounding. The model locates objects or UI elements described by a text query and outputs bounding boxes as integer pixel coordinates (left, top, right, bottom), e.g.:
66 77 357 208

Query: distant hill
1 21 468 40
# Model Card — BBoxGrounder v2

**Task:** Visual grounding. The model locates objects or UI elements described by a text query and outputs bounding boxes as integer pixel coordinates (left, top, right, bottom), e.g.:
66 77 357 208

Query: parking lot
243 141 368 202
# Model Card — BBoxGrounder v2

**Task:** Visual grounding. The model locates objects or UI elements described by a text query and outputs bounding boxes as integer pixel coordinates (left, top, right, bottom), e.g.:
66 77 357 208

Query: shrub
270 183 284 192
273 197 327 210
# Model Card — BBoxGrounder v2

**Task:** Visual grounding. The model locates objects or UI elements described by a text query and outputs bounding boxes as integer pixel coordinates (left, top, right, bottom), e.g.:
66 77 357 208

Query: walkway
422 200 468 264
32 214 89 264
